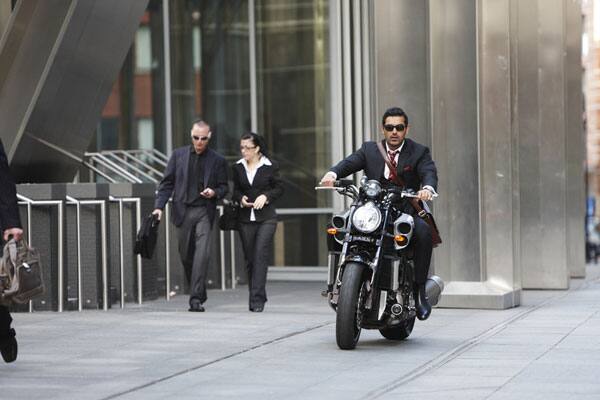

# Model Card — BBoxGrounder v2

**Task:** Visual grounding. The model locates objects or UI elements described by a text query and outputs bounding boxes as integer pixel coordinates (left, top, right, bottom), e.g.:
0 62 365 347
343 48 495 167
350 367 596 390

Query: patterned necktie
387 150 398 171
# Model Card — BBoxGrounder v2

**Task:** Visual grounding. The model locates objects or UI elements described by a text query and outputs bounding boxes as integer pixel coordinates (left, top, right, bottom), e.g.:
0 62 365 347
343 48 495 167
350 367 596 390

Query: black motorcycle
317 178 444 350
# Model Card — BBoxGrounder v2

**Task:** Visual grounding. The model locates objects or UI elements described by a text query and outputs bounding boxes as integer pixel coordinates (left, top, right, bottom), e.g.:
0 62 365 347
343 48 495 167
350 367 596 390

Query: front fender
342 255 371 270
339 257 372 284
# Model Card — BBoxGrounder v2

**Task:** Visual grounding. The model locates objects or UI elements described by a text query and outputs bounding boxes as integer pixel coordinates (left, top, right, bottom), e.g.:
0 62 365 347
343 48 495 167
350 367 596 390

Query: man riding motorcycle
320 106 438 320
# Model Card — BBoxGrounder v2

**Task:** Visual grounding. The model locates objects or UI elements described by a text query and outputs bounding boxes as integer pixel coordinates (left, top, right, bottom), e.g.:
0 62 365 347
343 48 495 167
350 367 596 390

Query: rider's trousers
412 216 433 284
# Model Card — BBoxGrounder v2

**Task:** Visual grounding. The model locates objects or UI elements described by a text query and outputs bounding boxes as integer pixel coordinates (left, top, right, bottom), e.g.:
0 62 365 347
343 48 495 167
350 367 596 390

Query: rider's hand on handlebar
319 171 337 187
417 189 434 202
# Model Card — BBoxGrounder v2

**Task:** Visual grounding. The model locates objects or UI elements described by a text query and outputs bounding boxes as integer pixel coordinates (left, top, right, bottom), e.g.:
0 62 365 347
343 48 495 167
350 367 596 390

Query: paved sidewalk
1 266 599 400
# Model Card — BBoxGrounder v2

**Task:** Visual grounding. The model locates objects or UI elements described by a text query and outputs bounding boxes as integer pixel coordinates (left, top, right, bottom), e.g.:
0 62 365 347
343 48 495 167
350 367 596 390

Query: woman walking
232 133 283 312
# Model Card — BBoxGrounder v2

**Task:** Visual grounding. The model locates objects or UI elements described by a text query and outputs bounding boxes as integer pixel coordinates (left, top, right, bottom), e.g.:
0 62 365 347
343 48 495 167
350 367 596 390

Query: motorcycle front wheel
379 316 415 340
336 262 367 350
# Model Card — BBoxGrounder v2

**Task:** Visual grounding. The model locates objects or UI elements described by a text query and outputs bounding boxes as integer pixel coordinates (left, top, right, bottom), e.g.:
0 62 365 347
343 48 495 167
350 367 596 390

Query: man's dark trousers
177 206 212 305
0 306 11 337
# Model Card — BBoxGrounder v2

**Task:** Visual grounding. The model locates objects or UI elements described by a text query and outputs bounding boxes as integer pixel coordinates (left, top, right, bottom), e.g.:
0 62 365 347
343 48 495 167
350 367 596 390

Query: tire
336 262 367 350
379 316 415 340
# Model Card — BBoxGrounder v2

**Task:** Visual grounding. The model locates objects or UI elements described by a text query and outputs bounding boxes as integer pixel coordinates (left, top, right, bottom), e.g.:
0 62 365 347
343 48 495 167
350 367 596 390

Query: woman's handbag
0 238 44 305
218 200 240 231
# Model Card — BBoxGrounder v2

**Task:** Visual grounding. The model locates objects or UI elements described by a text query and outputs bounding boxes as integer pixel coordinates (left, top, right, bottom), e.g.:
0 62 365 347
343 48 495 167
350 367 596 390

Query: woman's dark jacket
231 159 284 223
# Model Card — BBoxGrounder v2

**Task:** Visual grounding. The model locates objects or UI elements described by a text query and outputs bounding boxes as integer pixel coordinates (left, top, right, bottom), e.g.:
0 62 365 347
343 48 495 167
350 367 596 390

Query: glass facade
95 0 166 152
169 0 251 154
256 0 331 266
96 0 333 267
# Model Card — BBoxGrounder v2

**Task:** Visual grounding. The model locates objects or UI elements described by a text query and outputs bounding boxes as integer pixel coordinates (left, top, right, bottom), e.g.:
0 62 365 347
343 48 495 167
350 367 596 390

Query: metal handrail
112 150 163 179
230 229 237 289
85 153 143 183
83 149 169 183
86 155 140 183
152 149 169 162
218 205 226 291
109 196 142 307
164 202 171 301
65 196 83 312
16 194 64 312
24 133 117 182
103 153 159 183
117 149 168 165
65 196 108 311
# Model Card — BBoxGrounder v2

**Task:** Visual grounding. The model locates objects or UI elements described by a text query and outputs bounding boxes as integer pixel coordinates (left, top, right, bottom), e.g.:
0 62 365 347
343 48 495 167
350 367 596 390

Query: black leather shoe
250 306 264 312
414 284 431 321
0 328 17 363
188 300 205 312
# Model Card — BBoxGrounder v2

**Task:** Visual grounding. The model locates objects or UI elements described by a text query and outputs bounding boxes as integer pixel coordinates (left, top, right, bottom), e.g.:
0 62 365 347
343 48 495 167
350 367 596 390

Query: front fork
326 252 372 311
325 252 340 310
386 258 415 318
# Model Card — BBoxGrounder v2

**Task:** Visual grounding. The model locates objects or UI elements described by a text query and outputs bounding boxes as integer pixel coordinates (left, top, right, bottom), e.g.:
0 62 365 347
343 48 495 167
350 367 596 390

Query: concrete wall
371 0 585 307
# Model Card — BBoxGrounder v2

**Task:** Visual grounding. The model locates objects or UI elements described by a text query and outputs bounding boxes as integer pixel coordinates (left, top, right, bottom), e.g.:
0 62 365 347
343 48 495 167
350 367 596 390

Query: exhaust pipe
425 275 444 306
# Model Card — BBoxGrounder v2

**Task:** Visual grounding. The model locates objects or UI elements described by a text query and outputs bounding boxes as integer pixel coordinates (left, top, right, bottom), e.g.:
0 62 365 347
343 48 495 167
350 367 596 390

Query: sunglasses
383 124 406 132
240 145 257 151
192 136 209 141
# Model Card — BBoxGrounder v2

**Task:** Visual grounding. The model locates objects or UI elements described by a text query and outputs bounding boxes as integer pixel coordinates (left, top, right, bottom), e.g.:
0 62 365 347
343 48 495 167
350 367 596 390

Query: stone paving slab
0 267 599 399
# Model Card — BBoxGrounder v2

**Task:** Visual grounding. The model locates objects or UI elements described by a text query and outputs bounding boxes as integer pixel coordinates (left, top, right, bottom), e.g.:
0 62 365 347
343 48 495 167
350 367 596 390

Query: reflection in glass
273 214 331 266
256 0 331 266
96 0 166 153
169 0 250 158
256 0 330 208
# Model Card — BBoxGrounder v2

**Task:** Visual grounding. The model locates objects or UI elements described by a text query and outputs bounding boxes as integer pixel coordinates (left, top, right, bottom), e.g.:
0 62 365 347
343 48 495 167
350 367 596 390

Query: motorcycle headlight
351 202 382 233
364 179 382 198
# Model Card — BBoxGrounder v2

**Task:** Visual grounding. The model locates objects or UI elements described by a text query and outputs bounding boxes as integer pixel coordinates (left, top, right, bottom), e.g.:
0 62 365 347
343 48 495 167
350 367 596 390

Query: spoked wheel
336 262 367 350
379 316 415 340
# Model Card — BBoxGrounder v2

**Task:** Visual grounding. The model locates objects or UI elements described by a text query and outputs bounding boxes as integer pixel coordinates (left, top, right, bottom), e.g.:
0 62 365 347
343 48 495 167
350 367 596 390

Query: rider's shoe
414 284 431 321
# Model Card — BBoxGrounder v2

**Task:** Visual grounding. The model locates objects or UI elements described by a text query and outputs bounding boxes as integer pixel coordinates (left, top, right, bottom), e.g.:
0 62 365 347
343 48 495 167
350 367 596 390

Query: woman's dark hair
240 132 268 157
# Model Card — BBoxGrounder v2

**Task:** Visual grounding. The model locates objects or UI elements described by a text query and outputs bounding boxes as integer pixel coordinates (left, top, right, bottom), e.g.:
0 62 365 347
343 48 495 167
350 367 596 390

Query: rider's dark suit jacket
330 138 438 194
330 138 438 284
154 146 228 227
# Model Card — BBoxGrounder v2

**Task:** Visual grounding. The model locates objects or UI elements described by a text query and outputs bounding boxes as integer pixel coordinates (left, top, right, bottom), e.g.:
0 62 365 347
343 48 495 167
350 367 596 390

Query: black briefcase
134 213 161 259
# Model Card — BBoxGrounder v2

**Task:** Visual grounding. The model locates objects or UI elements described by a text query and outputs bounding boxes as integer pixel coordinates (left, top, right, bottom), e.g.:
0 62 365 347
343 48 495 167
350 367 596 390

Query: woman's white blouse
236 156 272 221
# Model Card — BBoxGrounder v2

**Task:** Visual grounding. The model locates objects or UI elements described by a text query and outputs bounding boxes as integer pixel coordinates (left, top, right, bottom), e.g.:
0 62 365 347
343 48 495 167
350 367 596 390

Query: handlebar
315 181 437 200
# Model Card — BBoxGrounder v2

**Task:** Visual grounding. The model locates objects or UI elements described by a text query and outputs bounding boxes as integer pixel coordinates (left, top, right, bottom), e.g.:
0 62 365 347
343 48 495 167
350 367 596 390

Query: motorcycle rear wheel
379 316 415 340
336 262 366 350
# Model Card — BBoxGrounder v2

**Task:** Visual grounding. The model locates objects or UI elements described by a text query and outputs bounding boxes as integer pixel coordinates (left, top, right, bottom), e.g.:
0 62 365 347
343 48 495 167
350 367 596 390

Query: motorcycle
316 177 444 350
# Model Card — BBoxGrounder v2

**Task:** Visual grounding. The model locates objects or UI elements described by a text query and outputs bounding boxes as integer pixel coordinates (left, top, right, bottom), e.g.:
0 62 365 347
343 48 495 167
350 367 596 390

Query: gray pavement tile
2 271 600 399
379 388 496 400
488 385 600 400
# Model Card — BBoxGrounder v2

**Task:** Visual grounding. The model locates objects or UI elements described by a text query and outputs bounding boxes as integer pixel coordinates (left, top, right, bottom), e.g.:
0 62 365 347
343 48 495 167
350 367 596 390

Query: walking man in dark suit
153 120 228 312
0 138 23 362
320 106 438 320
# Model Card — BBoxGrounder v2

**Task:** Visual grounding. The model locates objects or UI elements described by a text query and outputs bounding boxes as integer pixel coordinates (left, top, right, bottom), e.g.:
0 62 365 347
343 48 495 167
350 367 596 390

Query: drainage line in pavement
363 287 577 399
100 321 333 400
